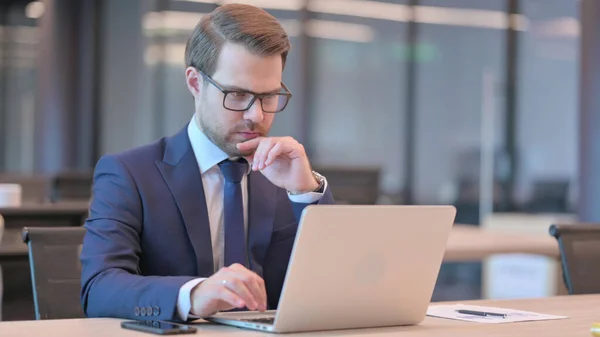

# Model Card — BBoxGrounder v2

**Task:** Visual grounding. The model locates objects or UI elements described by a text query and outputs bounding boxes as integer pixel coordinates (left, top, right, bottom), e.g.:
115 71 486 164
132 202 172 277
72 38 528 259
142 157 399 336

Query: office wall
99 0 158 155
308 14 408 195
0 6 37 172
414 0 507 203
516 0 579 203
0 0 582 211
80 0 586 205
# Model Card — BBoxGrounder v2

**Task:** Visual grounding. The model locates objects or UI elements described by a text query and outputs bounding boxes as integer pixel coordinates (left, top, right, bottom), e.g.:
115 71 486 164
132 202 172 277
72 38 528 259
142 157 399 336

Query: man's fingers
261 137 299 167
236 136 262 152
241 273 267 311
222 277 259 311
216 285 246 310
252 139 276 171
237 137 303 170
254 276 268 311
227 264 267 311
264 142 284 167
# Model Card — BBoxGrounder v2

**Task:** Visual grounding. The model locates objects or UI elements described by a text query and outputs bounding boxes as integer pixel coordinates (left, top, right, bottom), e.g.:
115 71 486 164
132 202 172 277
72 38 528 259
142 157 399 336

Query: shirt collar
187 117 251 175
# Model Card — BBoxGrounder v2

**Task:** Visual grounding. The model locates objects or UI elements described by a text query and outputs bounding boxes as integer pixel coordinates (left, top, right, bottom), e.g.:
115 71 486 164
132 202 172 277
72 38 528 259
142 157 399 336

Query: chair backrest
51 171 93 202
311 166 380 204
529 180 570 213
549 224 600 295
22 227 86 319
0 203 89 229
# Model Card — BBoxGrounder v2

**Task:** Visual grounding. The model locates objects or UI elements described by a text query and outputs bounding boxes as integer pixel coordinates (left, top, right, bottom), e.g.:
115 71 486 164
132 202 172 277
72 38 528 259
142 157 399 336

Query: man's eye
231 92 250 99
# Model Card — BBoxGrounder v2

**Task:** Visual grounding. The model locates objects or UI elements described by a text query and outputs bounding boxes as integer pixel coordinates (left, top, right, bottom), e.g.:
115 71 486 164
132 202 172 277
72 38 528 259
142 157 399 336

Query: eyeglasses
198 70 292 113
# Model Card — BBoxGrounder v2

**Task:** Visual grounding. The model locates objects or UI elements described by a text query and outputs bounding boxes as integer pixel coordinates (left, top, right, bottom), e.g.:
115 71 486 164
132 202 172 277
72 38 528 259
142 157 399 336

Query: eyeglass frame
196 69 293 113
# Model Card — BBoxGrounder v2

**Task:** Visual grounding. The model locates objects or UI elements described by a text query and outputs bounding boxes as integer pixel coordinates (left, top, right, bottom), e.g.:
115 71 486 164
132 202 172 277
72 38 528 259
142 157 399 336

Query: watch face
316 183 325 193
312 171 325 193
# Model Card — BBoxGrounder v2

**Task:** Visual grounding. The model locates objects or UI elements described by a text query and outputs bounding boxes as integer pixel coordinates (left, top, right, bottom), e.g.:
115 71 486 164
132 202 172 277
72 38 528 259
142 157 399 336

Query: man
80 4 334 322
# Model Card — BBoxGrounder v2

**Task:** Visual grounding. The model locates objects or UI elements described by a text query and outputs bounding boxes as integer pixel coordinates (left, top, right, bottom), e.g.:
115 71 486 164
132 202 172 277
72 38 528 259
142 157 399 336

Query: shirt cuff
177 278 205 321
287 177 328 204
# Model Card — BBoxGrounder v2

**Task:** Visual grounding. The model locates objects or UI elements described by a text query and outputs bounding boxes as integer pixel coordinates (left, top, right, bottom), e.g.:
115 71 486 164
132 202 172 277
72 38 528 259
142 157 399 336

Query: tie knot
218 158 248 183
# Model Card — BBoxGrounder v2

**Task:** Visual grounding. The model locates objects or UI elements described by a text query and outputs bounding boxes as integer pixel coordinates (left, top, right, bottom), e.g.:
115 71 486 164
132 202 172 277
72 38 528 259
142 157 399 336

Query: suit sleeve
289 181 335 221
80 155 195 320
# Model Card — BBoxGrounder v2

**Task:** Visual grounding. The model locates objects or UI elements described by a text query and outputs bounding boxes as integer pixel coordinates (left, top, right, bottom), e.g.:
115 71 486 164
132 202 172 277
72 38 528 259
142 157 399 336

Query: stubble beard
196 113 264 158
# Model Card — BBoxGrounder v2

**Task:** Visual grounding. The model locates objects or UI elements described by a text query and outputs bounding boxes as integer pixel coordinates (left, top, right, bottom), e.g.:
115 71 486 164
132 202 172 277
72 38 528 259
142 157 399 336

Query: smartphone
121 320 197 335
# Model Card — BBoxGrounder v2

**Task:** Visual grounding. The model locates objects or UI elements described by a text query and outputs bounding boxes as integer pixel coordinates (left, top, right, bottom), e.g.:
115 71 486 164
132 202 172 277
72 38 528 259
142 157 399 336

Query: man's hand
236 137 319 194
190 264 267 317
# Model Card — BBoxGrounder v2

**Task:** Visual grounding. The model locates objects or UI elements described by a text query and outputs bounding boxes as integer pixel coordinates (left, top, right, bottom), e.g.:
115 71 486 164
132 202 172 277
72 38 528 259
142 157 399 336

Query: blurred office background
0 0 597 321
0 0 581 214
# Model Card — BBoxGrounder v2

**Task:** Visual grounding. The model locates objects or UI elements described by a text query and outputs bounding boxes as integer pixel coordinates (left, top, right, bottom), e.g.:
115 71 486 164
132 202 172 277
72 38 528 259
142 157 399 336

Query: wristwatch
288 170 325 195
311 170 326 193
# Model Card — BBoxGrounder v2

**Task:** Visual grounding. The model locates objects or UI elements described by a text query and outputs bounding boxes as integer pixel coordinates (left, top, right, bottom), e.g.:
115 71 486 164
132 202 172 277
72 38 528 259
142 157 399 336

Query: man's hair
184 4 291 76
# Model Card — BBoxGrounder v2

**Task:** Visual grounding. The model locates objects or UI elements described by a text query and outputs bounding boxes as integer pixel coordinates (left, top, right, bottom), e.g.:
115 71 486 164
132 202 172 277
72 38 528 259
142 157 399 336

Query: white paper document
426 304 568 324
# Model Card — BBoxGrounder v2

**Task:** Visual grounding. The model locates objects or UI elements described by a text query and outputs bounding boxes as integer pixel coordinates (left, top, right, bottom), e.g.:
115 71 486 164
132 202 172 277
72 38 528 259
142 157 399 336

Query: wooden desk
0 295 596 336
445 225 559 262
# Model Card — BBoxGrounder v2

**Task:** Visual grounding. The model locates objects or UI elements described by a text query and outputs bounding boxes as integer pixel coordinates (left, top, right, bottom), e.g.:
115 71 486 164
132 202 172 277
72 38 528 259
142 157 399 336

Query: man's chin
233 143 255 157
220 141 255 158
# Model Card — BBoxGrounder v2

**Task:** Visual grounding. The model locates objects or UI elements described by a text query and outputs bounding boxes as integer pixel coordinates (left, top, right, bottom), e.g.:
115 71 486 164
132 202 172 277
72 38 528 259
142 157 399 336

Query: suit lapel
247 171 277 275
155 127 214 276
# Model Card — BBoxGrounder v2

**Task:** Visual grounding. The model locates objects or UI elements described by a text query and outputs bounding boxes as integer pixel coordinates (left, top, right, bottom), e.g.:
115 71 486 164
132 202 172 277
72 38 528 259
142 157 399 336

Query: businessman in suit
80 3 334 321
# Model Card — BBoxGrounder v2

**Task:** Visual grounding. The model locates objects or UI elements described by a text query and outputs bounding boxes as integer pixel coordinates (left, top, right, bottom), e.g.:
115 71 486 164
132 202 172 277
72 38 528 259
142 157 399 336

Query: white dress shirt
176 118 327 320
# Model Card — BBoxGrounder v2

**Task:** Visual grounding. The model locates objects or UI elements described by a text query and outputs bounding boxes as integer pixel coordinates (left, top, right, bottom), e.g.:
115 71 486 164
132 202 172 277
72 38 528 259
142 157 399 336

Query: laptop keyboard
242 317 275 325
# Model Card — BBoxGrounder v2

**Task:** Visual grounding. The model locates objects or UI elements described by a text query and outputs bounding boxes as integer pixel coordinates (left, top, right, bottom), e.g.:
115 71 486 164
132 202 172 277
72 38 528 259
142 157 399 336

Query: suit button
146 306 153 316
153 306 161 316
134 307 140 316
140 307 147 316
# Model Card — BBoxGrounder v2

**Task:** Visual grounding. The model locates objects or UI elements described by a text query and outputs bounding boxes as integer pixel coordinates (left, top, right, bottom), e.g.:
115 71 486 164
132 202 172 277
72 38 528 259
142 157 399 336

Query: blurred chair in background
0 205 89 229
0 174 49 204
22 227 86 320
526 180 570 213
0 205 89 321
312 166 380 205
549 224 600 295
50 171 93 202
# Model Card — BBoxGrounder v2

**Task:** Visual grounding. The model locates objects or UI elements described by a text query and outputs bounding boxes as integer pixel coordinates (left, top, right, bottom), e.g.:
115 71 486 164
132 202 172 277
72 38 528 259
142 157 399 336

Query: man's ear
185 67 202 98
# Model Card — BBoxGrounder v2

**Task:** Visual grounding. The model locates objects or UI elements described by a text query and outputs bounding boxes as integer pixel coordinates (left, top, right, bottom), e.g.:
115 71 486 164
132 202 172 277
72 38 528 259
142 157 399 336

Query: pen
456 310 507 318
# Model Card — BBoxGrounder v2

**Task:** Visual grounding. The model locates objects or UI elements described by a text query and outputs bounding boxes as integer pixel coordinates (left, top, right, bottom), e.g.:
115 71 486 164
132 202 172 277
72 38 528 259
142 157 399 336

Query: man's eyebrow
222 84 282 95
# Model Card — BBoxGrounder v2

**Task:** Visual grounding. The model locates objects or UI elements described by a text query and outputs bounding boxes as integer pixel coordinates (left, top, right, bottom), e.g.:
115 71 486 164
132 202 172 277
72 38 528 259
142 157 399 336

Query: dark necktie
218 158 249 268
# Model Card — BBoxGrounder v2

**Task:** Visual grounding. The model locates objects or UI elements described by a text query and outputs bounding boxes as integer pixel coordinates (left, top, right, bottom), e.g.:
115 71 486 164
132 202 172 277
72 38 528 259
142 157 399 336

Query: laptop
206 205 456 333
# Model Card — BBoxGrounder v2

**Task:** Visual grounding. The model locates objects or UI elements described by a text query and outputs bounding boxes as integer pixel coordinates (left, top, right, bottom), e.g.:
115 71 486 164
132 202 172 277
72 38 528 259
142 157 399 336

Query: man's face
192 43 283 157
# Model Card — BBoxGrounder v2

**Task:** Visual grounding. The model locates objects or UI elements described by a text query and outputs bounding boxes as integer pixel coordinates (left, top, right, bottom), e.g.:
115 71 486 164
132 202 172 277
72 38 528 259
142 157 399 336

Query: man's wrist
189 281 206 317
177 278 205 321
288 171 325 195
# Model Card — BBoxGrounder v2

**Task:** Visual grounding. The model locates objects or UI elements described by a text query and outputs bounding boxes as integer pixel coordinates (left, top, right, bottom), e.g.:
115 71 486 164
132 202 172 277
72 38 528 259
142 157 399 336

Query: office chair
0 204 89 229
51 171 93 202
0 204 88 320
22 227 86 319
549 224 600 294
311 166 381 204
528 180 570 213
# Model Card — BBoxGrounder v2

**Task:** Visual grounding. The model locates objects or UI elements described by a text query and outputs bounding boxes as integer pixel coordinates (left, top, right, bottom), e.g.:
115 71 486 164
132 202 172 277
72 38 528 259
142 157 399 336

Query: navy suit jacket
80 126 334 320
